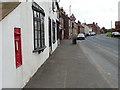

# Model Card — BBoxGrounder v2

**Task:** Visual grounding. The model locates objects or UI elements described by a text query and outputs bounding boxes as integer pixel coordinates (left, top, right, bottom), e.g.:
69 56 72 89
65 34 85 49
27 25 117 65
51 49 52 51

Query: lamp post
111 21 112 33
69 5 71 17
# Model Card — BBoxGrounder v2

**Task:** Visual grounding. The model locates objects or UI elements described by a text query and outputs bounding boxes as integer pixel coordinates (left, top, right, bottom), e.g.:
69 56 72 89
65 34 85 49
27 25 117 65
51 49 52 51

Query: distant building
115 2 120 31
87 22 100 34
115 21 120 29
59 7 69 39
82 23 92 34
64 14 69 39
74 22 78 35
68 18 72 39
78 21 84 34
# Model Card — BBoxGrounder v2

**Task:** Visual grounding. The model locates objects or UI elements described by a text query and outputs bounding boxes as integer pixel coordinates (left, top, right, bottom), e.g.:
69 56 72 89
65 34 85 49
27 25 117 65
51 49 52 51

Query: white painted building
0 20 2 90
118 1 120 21
82 23 92 34
1 0 60 88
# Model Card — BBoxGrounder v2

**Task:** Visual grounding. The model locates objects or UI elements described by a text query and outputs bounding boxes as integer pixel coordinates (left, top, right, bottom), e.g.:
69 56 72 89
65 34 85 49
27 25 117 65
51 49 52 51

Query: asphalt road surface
78 34 118 88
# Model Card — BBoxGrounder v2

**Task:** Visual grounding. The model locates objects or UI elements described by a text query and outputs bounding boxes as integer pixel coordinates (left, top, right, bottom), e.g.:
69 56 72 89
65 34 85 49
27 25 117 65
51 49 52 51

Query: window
32 2 46 53
52 1 55 12
52 20 56 43
56 20 60 40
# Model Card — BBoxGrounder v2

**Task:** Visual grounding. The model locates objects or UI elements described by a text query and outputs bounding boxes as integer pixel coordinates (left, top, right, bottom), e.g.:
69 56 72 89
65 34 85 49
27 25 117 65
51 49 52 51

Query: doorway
48 18 52 54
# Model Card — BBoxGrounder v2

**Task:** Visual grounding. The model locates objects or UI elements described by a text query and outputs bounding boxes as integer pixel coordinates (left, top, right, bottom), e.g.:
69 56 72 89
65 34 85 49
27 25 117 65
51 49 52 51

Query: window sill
33 46 46 54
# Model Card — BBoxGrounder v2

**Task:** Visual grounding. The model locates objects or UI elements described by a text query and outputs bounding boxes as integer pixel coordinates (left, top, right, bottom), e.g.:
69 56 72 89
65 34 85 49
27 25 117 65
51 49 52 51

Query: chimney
61 7 63 12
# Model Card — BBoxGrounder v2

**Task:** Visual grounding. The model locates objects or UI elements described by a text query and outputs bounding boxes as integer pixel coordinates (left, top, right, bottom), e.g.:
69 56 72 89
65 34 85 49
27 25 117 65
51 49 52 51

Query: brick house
59 7 69 39
78 21 84 34
74 22 78 35
115 21 120 30
59 7 65 40
87 22 100 34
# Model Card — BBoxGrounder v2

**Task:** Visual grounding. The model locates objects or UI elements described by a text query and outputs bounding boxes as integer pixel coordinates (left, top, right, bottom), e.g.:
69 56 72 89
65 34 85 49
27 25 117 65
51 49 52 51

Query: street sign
70 14 76 21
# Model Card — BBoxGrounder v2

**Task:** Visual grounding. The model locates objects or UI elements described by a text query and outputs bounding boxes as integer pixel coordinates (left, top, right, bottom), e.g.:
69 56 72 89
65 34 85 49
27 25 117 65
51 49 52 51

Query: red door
14 28 22 68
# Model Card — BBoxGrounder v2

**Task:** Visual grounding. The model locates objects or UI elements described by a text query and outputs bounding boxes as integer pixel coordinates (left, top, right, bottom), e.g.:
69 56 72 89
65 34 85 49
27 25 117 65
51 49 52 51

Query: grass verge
106 32 120 39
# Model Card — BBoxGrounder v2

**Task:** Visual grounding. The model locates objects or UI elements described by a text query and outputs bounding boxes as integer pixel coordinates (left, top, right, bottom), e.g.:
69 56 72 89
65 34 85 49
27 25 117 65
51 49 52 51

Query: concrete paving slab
24 40 111 88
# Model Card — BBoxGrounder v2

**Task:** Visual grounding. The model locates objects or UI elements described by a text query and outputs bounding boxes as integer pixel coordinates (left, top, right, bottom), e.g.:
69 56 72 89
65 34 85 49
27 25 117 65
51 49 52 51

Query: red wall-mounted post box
14 28 22 68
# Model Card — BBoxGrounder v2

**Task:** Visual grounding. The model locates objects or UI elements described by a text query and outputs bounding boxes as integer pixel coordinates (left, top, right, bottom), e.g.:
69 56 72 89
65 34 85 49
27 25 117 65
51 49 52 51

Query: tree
102 27 107 33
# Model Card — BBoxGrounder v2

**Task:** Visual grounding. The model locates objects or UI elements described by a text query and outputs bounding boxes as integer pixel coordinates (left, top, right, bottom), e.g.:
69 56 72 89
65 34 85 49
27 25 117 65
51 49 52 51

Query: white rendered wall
0 0 29 2
82 24 92 33
89 27 92 32
0 0 18 2
1 1 58 88
37 0 58 53
0 20 2 90
21 1 58 87
20 2 50 87
48 0 58 52
1 3 21 88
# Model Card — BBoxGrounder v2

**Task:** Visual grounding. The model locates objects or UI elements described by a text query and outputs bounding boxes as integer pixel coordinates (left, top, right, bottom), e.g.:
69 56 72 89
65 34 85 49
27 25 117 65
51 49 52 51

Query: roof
87 24 93 27
87 24 100 28
0 2 20 21
79 24 84 28
95 24 100 28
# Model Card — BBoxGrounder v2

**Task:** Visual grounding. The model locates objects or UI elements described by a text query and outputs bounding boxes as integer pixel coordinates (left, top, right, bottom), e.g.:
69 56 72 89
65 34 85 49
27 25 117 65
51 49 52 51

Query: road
78 34 118 88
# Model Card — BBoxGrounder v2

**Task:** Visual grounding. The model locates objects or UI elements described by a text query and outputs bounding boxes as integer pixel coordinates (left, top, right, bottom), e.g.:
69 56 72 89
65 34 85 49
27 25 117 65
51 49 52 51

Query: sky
59 0 120 29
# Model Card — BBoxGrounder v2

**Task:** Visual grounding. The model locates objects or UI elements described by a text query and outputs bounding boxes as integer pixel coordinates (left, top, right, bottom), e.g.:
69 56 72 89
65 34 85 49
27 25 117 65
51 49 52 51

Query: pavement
24 40 111 88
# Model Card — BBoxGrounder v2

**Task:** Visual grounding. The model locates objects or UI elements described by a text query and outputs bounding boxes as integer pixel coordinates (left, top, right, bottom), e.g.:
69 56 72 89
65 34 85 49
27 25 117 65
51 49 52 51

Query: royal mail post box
14 28 22 68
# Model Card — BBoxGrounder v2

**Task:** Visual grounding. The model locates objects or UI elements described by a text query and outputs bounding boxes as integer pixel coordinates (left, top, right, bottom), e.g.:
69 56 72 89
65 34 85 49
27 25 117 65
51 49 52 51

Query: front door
48 18 52 54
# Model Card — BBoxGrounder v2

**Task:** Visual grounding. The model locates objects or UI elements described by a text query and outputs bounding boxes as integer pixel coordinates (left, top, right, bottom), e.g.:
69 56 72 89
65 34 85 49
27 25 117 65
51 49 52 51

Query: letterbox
14 28 22 68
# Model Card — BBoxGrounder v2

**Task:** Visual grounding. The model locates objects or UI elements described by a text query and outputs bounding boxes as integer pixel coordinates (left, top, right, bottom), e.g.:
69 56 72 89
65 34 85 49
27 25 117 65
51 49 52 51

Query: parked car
89 32 96 36
85 33 90 36
77 33 85 40
111 32 120 37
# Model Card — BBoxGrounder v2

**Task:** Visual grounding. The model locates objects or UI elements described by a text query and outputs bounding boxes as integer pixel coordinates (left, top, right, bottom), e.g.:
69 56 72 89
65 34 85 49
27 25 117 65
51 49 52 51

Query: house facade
59 7 69 39
78 21 84 34
74 22 78 35
1 0 60 88
115 21 120 30
87 22 100 34
64 14 69 39
59 7 65 40
82 23 92 34
69 18 72 39
0 21 2 90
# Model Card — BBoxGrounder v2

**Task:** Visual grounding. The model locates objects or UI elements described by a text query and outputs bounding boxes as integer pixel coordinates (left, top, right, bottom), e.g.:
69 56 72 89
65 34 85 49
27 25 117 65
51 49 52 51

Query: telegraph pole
111 21 112 29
